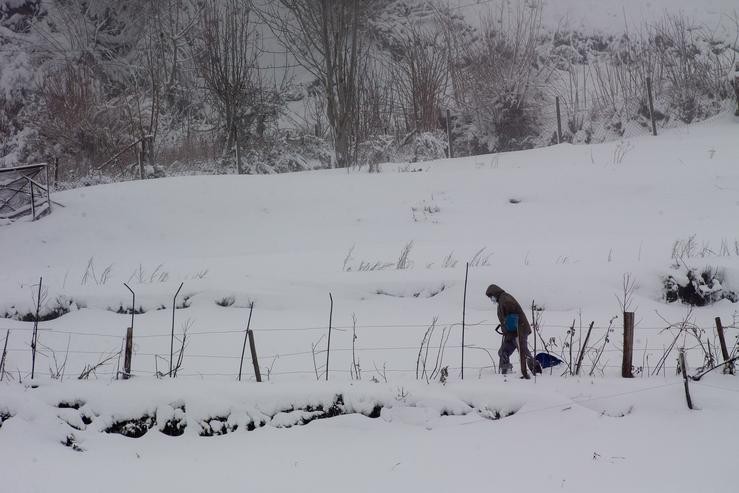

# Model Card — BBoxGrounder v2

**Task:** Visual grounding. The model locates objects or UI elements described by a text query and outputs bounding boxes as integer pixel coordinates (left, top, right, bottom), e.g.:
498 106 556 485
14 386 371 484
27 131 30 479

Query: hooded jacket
485 284 532 336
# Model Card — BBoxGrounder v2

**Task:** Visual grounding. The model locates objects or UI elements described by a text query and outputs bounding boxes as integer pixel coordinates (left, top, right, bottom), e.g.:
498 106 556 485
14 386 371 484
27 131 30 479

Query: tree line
0 0 735 181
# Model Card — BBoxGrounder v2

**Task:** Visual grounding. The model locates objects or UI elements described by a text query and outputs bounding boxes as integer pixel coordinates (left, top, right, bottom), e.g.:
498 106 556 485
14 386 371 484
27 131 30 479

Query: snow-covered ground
1 111 739 492
1 377 738 492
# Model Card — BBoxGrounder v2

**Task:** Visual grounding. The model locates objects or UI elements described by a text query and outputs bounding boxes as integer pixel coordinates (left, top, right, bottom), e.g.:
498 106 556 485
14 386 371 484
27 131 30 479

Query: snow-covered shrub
664 267 738 306
215 296 235 307
157 404 187 437
355 131 447 171
357 134 394 171
458 4 546 153
406 131 448 162
1 295 83 322
236 132 332 175
0 409 12 428
198 415 237 436
105 415 156 438
652 14 734 124
144 164 166 179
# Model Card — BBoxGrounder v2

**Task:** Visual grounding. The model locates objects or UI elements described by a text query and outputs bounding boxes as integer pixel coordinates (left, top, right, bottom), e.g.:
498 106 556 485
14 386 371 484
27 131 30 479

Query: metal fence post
326 293 333 381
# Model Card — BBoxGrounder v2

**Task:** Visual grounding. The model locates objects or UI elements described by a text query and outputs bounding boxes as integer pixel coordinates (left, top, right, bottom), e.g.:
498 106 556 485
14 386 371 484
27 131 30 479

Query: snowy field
2 112 739 491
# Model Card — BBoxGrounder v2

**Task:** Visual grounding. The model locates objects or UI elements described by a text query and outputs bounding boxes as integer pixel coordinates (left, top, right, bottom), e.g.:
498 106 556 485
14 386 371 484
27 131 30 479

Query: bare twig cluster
415 317 451 383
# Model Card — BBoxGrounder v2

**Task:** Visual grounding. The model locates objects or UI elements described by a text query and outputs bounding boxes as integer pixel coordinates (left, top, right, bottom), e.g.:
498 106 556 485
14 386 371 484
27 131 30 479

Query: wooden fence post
461 262 468 380
44 163 52 213
248 329 262 382
238 302 254 381
137 141 145 180
622 312 634 378
123 327 133 380
646 77 658 136
29 177 36 220
555 96 562 144
575 321 595 376
0 329 9 381
326 293 333 381
715 317 734 375
679 349 693 410
446 109 453 158
234 125 243 175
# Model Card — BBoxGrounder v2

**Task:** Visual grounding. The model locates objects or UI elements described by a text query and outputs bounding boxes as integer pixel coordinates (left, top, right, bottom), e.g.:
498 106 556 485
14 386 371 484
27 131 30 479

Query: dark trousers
498 333 537 373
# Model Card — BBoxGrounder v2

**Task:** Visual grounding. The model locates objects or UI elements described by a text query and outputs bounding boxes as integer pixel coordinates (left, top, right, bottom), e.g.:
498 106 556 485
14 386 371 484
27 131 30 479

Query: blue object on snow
504 313 519 333
535 352 563 369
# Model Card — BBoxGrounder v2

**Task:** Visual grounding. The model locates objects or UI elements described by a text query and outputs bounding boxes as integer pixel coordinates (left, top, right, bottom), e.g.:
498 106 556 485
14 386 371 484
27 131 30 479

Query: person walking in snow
486 284 541 377
731 61 739 116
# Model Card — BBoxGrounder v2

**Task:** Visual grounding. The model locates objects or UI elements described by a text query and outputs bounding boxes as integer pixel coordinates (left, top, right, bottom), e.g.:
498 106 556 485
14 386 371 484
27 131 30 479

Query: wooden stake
646 77 658 136
137 142 145 180
234 124 243 175
326 293 333 381
238 302 254 381
575 322 595 376
622 312 635 378
248 329 262 383
44 164 52 213
555 96 562 144
0 329 9 381
446 109 453 158
461 262 468 379
714 317 734 375
679 349 693 410
123 327 133 380
29 177 36 220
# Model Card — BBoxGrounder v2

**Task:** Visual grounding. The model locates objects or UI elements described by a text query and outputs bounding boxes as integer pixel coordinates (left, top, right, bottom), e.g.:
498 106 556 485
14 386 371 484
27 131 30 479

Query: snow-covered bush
458 4 546 153
664 267 738 306
357 134 395 171
403 131 448 163
652 14 734 124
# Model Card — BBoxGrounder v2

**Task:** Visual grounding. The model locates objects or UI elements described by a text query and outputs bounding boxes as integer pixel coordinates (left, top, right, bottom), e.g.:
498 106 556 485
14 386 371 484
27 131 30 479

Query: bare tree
461 1 548 151
370 3 450 134
255 0 370 168
123 1 202 169
194 0 277 173
385 23 448 133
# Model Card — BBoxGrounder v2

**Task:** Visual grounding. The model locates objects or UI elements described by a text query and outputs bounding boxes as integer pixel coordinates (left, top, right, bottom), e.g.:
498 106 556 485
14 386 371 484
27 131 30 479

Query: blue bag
504 314 519 333
535 352 563 369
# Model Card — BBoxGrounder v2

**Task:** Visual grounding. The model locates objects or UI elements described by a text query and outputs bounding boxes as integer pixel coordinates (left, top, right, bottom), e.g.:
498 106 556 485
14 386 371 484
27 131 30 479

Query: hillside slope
1 112 738 379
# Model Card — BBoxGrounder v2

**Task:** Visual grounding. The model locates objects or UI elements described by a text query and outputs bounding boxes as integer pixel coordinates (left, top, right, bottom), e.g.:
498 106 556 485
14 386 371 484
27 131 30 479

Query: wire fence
1 316 736 383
